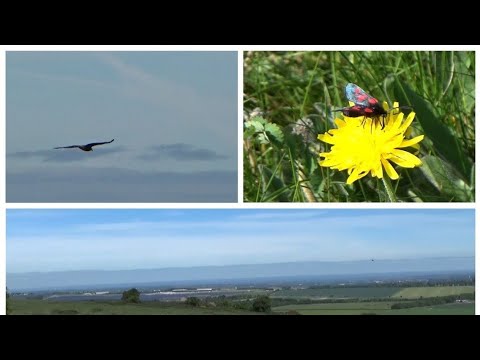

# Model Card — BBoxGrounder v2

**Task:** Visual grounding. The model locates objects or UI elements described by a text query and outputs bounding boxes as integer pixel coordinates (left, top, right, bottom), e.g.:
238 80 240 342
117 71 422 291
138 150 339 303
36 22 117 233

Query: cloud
11 69 112 90
139 143 228 161
7 166 237 202
233 211 329 221
94 53 232 141
7 146 126 162
95 53 194 107
97 53 156 84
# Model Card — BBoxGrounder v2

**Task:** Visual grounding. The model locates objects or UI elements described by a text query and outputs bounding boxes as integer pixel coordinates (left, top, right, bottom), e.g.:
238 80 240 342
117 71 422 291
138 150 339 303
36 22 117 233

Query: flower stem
382 176 397 202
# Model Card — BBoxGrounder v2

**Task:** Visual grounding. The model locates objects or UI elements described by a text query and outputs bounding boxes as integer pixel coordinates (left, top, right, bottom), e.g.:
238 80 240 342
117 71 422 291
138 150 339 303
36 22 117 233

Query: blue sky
6 51 237 202
6 209 475 273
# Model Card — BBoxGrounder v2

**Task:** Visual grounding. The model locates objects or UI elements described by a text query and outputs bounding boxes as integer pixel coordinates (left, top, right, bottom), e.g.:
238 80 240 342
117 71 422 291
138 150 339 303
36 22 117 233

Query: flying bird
54 139 114 152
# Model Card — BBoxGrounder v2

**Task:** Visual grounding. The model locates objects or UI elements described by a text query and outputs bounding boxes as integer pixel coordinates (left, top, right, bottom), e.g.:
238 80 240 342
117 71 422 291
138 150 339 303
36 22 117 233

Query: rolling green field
9 299 259 315
392 286 474 299
272 287 400 299
272 286 475 300
273 302 474 315
10 284 475 315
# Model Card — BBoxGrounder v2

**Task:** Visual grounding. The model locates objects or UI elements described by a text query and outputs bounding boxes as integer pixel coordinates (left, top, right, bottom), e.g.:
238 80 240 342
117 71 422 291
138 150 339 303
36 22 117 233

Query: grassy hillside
273 286 475 300
273 302 474 315
272 287 400 299
10 299 259 315
392 286 474 298
273 301 394 315
10 284 474 315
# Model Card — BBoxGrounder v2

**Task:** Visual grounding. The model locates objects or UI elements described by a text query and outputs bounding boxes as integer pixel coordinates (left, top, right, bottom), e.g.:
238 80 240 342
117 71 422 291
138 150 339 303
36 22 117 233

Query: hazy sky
6 209 474 273
6 51 237 202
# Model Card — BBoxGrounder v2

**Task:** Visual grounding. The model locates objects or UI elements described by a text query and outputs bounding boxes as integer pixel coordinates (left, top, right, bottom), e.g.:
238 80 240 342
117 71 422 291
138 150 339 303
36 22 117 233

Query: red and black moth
334 83 410 129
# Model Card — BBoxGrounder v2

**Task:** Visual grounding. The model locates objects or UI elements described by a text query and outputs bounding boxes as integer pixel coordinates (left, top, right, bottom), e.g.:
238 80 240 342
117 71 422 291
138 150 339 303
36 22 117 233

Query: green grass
392 286 475 298
273 302 474 315
273 301 394 315
392 303 474 315
9 299 260 315
272 286 475 300
11 286 474 315
272 287 400 299
244 51 475 202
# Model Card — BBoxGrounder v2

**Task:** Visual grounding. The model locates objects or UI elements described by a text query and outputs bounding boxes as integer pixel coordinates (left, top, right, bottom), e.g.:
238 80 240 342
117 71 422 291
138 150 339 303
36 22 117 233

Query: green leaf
244 117 284 146
419 155 473 202
251 116 268 125
244 120 265 133
264 123 284 144
257 133 270 144
394 82 471 180
243 124 257 139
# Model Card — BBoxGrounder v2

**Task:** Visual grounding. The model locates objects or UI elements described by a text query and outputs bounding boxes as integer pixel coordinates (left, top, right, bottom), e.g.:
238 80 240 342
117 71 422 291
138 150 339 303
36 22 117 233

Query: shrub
252 295 271 313
122 288 141 303
185 297 201 307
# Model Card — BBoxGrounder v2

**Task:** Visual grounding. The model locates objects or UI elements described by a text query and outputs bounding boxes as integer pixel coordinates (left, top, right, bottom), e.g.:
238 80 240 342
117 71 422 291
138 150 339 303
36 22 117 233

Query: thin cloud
8 147 126 162
94 53 228 140
139 143 228 161
96 52 156 84
95 52 192 105
6 209 474 276
233 211 329 221
12 69 112 90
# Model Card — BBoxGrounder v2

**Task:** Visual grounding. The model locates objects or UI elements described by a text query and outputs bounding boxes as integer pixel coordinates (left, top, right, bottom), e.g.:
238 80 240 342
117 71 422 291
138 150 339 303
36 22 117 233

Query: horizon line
7 255 475 275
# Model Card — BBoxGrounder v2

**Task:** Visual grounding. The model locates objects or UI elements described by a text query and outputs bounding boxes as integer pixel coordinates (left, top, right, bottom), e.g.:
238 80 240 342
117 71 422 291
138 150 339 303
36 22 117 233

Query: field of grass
391 303 474 315
273 301 394 315
272 286 475 300
244 51 475 202
272 287 400 299
392 286 475 299
273 302 474 315
9 299 259 315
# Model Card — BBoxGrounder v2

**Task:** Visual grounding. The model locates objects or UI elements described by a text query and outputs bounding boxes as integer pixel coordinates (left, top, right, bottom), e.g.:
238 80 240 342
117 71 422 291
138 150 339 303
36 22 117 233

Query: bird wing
86 139 115 148
54 145 81 149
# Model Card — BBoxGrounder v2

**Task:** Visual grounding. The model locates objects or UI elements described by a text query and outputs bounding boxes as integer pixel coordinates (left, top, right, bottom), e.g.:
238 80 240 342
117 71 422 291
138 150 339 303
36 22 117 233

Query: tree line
120 288 273 313
307 278 474 290
185 295 272 313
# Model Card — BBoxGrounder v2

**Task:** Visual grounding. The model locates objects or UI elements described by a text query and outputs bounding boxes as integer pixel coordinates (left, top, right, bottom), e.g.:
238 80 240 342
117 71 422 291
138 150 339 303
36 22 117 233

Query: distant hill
7 256 474 291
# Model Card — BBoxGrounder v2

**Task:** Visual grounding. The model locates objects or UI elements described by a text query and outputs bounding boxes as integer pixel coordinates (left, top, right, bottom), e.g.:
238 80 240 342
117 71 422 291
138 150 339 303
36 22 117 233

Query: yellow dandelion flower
318 102 424 185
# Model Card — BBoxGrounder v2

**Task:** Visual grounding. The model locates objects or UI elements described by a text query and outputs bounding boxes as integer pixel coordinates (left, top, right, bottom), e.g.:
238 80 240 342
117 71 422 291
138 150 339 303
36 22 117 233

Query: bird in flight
54 139 114 152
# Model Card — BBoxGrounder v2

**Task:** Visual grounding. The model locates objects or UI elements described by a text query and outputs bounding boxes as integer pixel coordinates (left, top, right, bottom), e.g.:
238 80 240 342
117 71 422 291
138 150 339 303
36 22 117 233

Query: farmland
7 275 475 315
272 302 474 315
270 285 474 315
272 285 474 300
8 282 474 315
392 286 474 298
9 298 259 315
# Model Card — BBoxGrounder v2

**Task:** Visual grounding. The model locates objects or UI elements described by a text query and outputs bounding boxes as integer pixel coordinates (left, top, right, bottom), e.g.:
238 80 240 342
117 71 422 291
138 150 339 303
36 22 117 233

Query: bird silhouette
54 139 114 152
